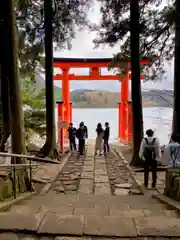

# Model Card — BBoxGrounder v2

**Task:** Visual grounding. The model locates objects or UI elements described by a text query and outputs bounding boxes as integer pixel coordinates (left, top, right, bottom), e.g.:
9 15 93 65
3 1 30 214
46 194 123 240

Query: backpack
143 138 156 160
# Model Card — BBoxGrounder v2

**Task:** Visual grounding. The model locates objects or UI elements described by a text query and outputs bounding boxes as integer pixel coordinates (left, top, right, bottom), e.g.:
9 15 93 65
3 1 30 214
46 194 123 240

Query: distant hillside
70 89 173 108
35 73 173 108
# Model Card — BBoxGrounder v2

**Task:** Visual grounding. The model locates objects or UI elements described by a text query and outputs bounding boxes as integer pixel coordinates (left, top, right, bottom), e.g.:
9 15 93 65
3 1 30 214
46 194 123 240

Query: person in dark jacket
104 122 110 154
76 122 86 155
80 122 88 151
81 122 88 139
67 122 76 152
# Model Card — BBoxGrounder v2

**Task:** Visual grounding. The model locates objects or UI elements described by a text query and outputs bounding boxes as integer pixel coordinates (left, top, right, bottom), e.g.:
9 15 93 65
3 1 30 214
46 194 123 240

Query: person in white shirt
139 129 161 188
160 133 180 168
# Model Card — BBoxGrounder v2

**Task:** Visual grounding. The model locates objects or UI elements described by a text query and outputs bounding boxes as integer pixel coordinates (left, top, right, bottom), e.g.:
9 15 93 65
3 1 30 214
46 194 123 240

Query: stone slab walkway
78 143 111 195
1 193 180 237
113 145 166 194
106 149 142 196
50 152 86 194
1 141 180 237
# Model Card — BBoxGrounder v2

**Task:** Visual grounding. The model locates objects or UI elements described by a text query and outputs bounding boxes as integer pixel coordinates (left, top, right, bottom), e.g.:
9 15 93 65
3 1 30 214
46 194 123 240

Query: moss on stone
0 168 31 201
2 180 13 199
165 168 180 201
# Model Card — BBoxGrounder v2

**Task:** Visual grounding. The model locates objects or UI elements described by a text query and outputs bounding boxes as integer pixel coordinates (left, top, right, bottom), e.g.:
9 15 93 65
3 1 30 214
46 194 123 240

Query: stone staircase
1 193 180 237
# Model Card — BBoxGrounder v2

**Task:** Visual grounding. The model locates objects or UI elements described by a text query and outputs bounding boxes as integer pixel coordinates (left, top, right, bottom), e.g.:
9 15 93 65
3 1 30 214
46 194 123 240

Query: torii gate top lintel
53 56 149 68
53 56 149 81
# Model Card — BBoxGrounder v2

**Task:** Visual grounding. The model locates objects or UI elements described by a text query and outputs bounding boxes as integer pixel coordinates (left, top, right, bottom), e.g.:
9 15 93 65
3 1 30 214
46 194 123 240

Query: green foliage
94 0 175 80
21 77 46 136
15 0 92 78
54 86 62 101
71 93 83 102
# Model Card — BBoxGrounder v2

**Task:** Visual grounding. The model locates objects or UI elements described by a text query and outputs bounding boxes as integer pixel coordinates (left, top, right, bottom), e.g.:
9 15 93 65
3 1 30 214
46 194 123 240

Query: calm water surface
55 107 173 145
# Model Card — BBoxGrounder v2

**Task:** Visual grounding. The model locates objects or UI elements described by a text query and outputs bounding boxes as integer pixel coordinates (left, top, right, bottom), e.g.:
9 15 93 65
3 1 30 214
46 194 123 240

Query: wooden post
56 101 64 152
128 101 132 142
118 102 121 139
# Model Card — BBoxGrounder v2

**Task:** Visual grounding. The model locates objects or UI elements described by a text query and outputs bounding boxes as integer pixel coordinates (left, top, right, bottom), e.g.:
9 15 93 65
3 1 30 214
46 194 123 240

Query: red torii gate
53 57 148 152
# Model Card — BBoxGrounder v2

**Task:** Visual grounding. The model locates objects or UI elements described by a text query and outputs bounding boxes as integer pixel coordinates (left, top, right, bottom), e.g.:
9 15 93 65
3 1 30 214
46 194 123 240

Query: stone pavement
1 193 180 237
1 141 180 238
106 149 141 195
78 145 111 195
50 151 86 194
113 144 166 195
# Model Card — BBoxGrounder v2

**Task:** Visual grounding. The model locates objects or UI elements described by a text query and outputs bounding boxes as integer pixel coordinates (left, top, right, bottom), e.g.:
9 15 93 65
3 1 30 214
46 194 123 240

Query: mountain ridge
35 73 173 108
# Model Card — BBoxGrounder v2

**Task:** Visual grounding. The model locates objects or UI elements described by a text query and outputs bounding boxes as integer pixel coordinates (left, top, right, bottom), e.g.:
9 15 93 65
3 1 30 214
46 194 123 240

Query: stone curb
40 152 72 195
152 193 180 214
0 192 36 212
112 147 146 195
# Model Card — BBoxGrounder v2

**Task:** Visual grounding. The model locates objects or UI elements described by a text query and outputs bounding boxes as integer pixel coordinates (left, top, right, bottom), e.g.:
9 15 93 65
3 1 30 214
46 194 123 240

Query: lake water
55 107 173 146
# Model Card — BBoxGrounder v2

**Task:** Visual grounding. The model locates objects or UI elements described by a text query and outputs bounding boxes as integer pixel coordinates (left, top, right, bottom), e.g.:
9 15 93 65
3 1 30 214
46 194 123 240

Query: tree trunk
172 0 180 137
130 0 144 166
0 14 11 151
39 0 57 158
0 59 11 152
4 0 26 163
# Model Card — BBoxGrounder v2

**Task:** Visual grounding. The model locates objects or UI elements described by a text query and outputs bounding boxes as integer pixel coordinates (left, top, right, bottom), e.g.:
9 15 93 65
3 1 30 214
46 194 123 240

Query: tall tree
16 0 91 158
39 0 57 158
94 0 174 81
4 0 26 162
0 56 11 151
94 0 177 163
130 0 143 166
172 0 180 136
0 4 11 151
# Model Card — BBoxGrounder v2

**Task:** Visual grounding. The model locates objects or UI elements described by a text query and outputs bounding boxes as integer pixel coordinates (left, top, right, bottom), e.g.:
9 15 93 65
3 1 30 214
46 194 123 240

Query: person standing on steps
161 133 180 167
76 122 86 155
80 121 88 149
67 122 77 152
104 122 110 154
139 129 161 189
95 123 104 156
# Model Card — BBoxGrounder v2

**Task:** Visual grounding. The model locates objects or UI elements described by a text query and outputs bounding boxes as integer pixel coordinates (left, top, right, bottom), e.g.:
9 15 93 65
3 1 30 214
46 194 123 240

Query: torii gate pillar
118 71 133 143
70 102 72 122
119 72 129 142
62 68 70 125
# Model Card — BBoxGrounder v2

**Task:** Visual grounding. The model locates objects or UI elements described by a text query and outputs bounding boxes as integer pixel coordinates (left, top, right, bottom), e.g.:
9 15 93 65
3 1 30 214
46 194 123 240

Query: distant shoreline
58 106 173 109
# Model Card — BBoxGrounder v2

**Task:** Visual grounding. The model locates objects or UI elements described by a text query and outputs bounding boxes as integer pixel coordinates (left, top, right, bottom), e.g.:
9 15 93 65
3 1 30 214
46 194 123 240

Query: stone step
0 211 180 237
22 193 163 202
9 199 178 216
11 194 169 209
10 206 179 221
14 195 166 207
9 195 176 216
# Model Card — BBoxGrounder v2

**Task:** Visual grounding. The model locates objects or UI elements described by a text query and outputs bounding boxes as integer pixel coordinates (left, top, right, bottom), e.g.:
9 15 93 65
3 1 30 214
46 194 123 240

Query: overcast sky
52 0 174 92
